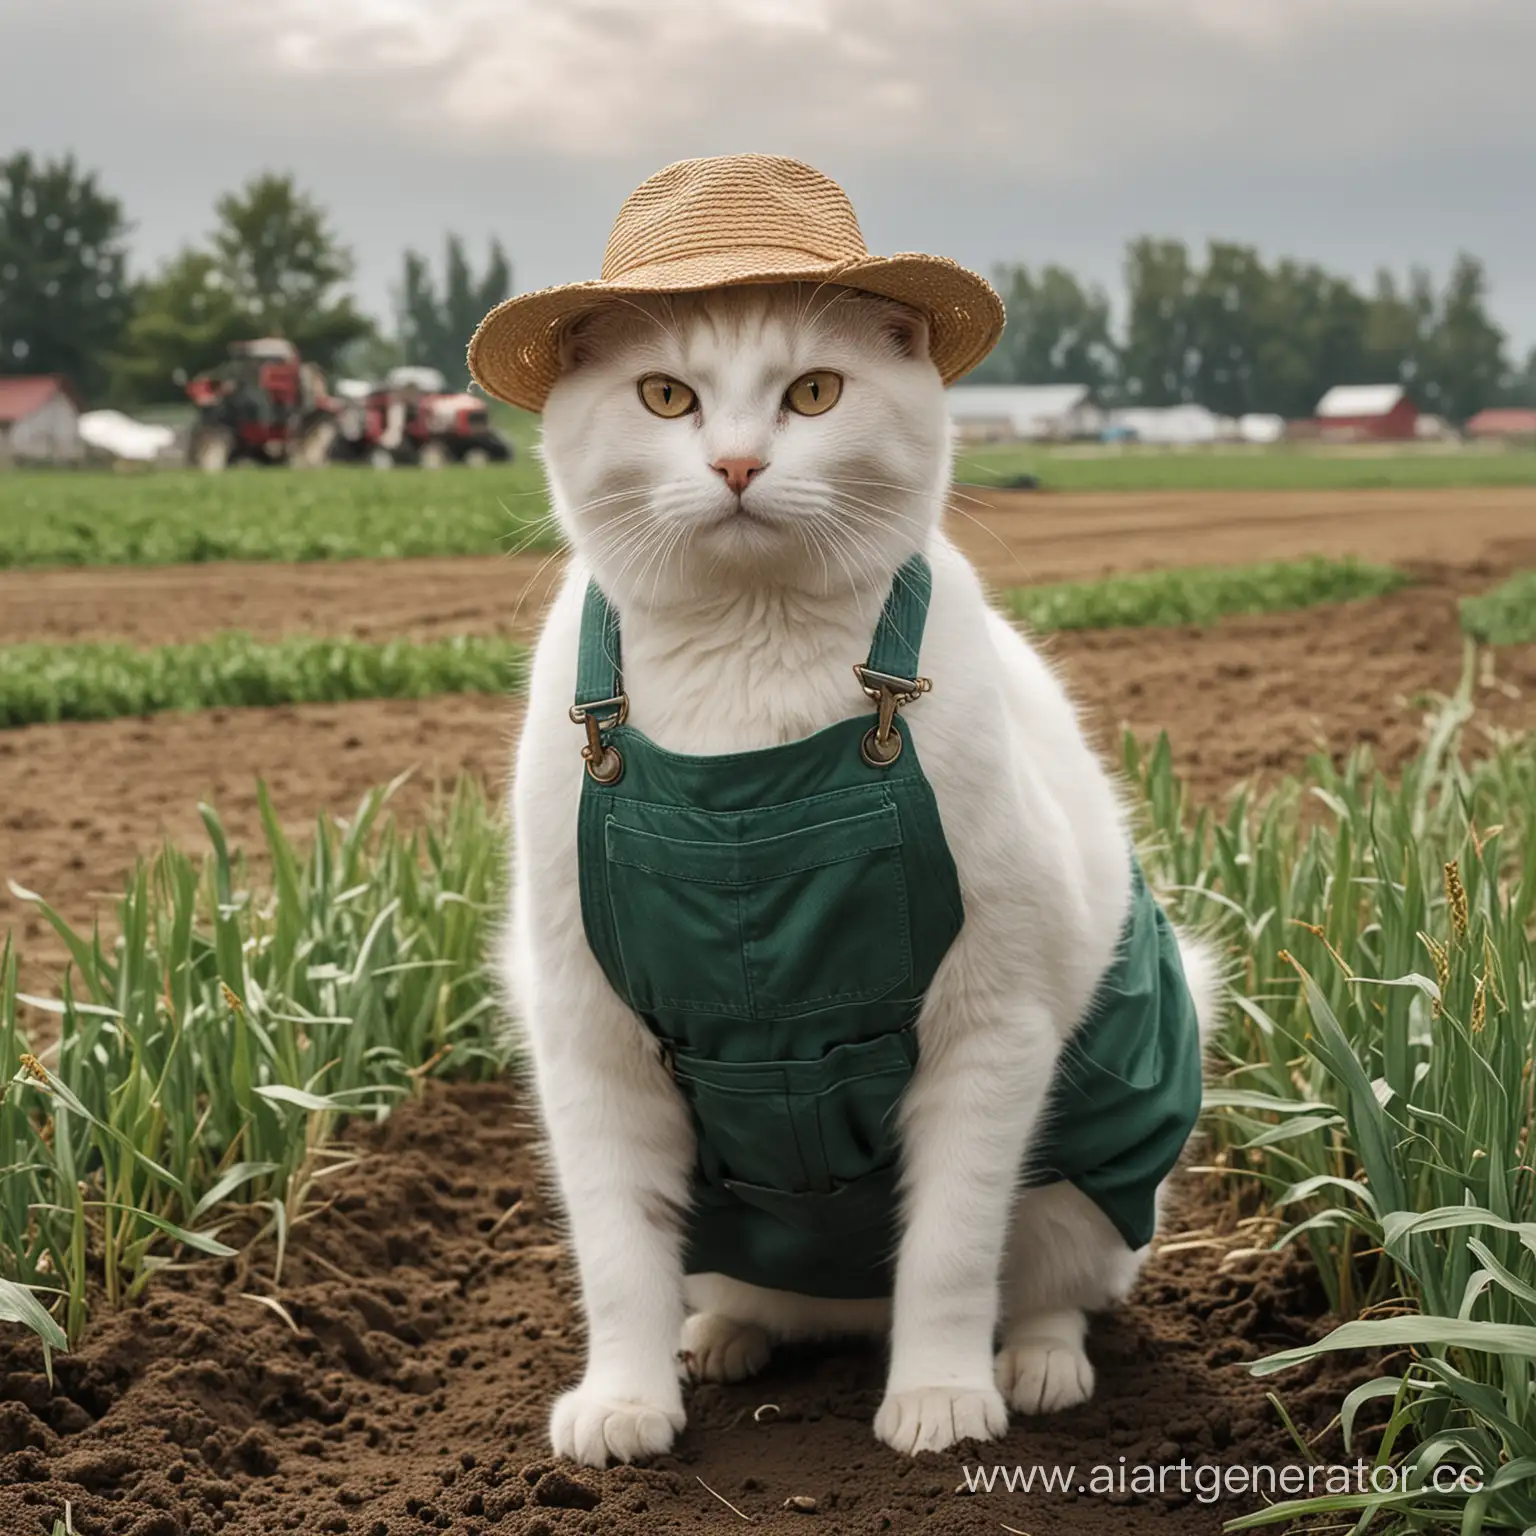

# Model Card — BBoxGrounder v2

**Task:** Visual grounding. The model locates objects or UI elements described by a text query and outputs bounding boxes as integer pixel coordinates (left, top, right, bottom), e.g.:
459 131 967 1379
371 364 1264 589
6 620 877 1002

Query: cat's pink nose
711 456 766 495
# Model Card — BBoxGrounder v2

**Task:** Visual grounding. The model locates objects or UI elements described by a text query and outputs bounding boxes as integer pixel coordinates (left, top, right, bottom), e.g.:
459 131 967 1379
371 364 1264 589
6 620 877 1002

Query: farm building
0 375 84 465
1238 413 1286 445
1106 404 1230 446
1466 407 1536 442
947 384 1102 443
1311 384 1419 442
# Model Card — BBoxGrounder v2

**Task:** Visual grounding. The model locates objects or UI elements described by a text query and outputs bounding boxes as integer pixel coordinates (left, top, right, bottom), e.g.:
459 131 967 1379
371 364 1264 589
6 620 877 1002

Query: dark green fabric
1022 861 1205 1250
572 557 1202 1298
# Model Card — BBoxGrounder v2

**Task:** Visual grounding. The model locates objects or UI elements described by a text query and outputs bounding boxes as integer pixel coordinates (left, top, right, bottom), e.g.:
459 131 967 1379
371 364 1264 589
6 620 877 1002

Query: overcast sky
4 0 1534 350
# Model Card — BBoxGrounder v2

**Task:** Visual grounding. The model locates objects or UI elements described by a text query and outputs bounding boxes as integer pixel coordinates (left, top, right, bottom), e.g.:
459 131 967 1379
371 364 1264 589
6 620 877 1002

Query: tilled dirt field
3 485 1533 648
0 487 1531 1534
0 1083 1373 1536
4 565 1532 998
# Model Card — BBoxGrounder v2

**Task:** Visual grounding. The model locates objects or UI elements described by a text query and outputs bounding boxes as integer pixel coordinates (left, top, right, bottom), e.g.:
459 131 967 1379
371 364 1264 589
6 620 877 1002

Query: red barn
1466 407 1536 441
0 374 84 464
1313 384 1419 442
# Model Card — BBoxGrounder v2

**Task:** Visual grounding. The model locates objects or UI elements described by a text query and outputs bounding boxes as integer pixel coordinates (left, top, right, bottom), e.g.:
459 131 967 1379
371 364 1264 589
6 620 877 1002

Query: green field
0 463 555 569
1006 556 1411 632
1137 682 1536 1532
1461 570 1536 645
956 441 1536 492
4 423 1533 572
0 632 529 728
0 559 1435 730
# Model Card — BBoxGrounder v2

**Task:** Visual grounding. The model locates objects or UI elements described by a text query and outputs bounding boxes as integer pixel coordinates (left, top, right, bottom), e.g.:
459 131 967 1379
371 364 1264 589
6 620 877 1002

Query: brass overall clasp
852 665 931 767
569 693 629 783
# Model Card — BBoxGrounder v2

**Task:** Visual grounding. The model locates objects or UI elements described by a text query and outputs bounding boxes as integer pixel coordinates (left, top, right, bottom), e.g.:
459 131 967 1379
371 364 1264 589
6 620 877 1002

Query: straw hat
467 154 1004 412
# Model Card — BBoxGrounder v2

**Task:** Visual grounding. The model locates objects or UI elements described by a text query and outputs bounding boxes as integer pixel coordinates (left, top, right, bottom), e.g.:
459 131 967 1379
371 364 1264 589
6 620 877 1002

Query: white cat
501 282 1218 1468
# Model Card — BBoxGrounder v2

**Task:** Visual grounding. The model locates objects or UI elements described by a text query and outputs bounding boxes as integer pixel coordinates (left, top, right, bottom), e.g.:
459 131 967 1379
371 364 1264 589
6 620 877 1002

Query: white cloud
1 0 1533 343
180 0 1533 176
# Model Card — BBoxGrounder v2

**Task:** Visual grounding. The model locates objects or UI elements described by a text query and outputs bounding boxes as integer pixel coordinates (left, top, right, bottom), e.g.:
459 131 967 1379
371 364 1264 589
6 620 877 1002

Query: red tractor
327 367 512 468
185 338 338 471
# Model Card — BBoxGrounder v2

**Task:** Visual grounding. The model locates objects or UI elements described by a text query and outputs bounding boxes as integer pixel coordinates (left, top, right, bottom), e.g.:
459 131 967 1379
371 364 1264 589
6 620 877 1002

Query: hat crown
600 154 870 282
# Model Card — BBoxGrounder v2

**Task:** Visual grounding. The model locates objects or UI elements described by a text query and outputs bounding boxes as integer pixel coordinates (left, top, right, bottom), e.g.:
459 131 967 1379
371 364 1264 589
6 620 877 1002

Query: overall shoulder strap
575 578 623 708
864 553 932 681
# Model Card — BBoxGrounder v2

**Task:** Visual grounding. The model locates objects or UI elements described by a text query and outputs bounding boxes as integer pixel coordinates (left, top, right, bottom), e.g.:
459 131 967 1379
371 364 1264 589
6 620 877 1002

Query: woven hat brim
467 249 1004 413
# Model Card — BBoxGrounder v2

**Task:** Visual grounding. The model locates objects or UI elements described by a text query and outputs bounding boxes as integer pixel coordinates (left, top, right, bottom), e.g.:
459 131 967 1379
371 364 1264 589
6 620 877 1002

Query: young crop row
1461 570 1536 646
7 449 1536 572
0 558 1428 731
3 679 1533 1529
0 632 530 728
0 467 556 569
1006 555 1411 633
1135 662 1536 1533
956 444 1536 495
2 779 507 1365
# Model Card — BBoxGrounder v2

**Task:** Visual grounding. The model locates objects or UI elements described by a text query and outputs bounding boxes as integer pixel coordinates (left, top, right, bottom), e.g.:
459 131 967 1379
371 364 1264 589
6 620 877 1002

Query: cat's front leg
875 1003 1058 1456
518 936 695 1467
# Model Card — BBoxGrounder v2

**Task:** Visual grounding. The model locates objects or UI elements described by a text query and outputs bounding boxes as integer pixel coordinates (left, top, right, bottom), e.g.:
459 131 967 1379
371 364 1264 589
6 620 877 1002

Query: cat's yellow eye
638 375 697 418
785 371 843 417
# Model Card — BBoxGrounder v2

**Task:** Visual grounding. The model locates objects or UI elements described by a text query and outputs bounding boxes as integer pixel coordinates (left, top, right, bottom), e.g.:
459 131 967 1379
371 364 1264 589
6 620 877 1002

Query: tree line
0 152 507 405
974 244 1535 421
2 150 1533 421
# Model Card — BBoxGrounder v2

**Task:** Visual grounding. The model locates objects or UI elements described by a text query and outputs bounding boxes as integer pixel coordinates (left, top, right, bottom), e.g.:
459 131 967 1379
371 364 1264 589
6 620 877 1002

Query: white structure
1107 404 1230 446
386 365 448 394
947 384 1102 443
78 409 178 464
0 376 83 465
1316 384 1406 419
1238 413 1286 445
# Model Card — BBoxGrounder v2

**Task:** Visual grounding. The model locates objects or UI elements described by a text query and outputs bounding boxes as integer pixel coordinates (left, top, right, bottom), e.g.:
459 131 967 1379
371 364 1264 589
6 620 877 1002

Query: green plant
954 443 1536 494
1008 556 1411 633
0 457 553 570
1 777 508 1363
1461 571 1536 646
0 631 529 728
1130 665 1536 1532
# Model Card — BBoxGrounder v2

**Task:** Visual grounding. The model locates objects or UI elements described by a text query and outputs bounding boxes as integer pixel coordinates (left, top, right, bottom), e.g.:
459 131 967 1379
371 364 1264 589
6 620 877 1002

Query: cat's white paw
549 1385 685 1466
873 1385 1008 1456
679 1312 771 1383
995 1336 1095 1414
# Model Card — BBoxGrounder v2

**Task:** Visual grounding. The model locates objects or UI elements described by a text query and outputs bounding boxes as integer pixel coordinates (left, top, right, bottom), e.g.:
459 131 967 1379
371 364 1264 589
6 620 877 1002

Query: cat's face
539 284 951 605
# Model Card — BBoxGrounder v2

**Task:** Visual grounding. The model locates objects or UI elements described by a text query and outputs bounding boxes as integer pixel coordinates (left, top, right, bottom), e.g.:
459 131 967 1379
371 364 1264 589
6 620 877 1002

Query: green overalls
571 556 1204 1300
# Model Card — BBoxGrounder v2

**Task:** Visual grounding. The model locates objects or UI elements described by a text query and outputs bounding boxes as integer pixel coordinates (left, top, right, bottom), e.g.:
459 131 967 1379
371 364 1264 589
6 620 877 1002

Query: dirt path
3 486 1531 648
0 1082 1369 1536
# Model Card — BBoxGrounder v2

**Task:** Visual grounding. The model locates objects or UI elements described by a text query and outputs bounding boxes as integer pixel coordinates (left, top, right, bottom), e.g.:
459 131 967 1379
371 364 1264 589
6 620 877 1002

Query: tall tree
395 235 513 385
1120 239 1200 405
208 173 372 367
1422 254 1507 423
1504 345 1536 408
0 151 133 399
111 250 246 403
1185 241 1271 417
971 263 1116 390
113 173 374 400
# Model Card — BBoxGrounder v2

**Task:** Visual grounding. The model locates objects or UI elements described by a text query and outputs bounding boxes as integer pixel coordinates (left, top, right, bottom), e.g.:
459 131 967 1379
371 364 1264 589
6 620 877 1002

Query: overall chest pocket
604 801 912 1020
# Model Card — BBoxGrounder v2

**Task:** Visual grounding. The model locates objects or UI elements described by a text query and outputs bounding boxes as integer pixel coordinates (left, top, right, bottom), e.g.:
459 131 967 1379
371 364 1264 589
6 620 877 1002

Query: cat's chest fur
617 593 882 757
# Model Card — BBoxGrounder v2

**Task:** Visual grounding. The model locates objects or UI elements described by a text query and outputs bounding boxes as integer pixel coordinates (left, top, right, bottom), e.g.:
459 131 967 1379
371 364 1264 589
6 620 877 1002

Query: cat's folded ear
880 300 930 364
557 311 601 373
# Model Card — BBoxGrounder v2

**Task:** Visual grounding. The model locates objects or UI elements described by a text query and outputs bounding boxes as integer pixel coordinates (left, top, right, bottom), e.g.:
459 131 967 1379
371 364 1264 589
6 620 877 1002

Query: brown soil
0 488 1530 1533
3 485 1531 649
0 698 520 1002
0 1082 1373 1536
4 568 1532 1000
